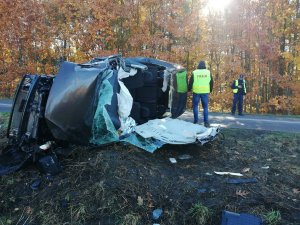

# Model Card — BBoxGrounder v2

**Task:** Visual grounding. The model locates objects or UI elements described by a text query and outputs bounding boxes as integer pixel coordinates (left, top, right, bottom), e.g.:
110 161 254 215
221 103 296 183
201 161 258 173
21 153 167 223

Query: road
178 111 300 133
1 99 300 133
0 99 12 113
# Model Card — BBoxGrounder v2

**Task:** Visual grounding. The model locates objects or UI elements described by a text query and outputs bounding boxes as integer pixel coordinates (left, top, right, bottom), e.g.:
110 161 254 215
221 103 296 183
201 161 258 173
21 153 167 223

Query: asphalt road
1 99 299 133
179 111 300 133
0 99 12 113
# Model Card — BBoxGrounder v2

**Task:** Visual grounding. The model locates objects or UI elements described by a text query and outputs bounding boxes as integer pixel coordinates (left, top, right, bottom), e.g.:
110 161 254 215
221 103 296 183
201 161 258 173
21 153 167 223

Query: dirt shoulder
0 114 299 224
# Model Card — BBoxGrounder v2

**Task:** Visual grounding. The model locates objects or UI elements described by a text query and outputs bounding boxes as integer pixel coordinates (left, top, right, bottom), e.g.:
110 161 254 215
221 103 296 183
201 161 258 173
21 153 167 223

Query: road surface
1 99 300 133
0 99 12 113
178 111 300 133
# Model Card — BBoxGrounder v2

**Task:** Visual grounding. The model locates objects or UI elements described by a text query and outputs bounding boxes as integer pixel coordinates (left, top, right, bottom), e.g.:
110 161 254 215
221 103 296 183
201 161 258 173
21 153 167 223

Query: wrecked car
1 55 219 176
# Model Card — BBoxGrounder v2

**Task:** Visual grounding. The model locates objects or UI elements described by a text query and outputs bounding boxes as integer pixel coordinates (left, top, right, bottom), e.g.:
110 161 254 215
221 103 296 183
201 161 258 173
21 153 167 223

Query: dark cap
197 61 206 69
239 74 244 79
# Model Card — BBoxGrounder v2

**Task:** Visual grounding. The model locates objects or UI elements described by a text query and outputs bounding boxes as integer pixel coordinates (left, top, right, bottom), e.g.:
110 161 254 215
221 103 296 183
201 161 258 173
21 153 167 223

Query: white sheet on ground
134 118 219 145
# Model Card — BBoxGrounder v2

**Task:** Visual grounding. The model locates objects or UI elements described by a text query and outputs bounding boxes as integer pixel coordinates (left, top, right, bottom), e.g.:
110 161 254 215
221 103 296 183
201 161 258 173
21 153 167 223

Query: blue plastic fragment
152 208 163 220
221 210 263 225
197 188 207 193
227 178 258 184
30 179 42 191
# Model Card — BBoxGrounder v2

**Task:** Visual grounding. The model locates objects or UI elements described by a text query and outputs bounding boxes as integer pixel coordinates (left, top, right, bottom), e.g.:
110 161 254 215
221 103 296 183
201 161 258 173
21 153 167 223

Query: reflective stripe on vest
192 69 211 94
232 80 246 93
176 70 187 93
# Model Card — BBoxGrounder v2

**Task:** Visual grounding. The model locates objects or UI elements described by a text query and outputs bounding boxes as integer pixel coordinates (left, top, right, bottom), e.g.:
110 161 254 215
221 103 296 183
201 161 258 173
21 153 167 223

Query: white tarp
134 118 219 145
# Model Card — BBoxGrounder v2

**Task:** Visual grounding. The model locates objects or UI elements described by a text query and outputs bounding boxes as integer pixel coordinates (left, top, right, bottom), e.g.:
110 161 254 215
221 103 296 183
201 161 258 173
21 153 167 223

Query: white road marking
0 103 12 107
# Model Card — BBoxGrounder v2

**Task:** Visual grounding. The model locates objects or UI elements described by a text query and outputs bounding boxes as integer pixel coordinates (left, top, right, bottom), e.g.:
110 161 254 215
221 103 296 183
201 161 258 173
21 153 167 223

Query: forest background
0 0 299 114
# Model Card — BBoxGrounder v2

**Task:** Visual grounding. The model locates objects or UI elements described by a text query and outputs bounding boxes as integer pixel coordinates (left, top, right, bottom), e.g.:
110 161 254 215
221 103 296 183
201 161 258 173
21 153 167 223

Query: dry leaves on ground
236 190 250 198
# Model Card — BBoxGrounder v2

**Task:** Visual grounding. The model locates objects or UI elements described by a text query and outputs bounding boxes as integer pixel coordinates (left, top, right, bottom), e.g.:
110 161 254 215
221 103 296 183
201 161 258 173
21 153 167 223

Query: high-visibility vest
176 70 187 93
232 79 247 94
192 69 211 94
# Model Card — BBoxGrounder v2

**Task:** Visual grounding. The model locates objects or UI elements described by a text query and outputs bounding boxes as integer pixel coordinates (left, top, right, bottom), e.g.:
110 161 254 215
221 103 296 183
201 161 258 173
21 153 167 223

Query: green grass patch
188 203 211 225
263 210 281 225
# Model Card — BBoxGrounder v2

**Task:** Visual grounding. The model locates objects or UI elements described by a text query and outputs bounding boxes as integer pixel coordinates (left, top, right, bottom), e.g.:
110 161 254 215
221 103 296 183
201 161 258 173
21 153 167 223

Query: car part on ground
0 55 220 176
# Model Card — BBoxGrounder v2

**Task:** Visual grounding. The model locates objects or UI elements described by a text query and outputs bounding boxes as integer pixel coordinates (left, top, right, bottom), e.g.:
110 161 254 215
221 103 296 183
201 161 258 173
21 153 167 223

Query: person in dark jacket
188 61 213 127
231 74 247 115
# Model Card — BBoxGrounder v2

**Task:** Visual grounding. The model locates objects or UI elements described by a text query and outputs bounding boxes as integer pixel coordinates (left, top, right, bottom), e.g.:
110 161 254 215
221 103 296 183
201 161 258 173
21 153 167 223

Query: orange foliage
0 0 299 114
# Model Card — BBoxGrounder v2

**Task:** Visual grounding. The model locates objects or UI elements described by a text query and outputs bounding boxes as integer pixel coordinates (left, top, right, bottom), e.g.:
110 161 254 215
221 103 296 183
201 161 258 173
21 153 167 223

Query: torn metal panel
45 62 120 144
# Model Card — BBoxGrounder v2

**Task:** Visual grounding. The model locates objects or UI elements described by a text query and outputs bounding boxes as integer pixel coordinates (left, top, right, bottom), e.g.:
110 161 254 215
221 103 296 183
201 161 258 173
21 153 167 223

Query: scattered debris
197 188 207 193
221 210 263 225
39 141 53 151
292 188 300 194
137 196 143 206
152 208 163 220
227 178 258 184
210 188 216 192
214 171 243 176
1 55 221 176
261 166 270 169
37 154 62 175
242 167 250 173
169 158 177 164
178 154 192 160
30 179 41 191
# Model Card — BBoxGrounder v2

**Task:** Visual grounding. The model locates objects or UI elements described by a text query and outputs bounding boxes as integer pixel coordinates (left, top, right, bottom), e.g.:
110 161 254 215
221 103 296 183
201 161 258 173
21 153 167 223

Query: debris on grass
214 171 243 176
227 178 258 184
137 196 143 206
221 211 263 225
30 179 42 191
292 188 300 194
205 172 213 176
178 154 192 160
261 166 270 169
169 158 177 164
242 167 250 173
152 208 163 220
0 120 299 225
197 188 207 193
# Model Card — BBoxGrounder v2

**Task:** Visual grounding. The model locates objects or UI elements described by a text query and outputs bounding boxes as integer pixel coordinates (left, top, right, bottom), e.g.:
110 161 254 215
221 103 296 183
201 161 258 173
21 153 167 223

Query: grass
0 113 9 142
188 203 211 225
263 210 281 225
119 213 141 225
250 206 282 225
0 112 299 224
0 112 9 127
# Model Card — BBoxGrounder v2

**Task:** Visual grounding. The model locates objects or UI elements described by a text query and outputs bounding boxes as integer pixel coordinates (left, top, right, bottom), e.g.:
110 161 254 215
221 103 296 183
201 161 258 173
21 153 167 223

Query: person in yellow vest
188 61 213 127
231 74 247 116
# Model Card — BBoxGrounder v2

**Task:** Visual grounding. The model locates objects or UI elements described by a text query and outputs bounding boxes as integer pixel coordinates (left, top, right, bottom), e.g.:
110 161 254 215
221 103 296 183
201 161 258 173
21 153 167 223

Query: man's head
239 74 244 80
197 61 206 69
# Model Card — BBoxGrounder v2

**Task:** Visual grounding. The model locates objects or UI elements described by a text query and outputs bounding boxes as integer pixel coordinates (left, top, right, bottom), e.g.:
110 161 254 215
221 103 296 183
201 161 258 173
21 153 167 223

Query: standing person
231 74 247 115
188 61 213 127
